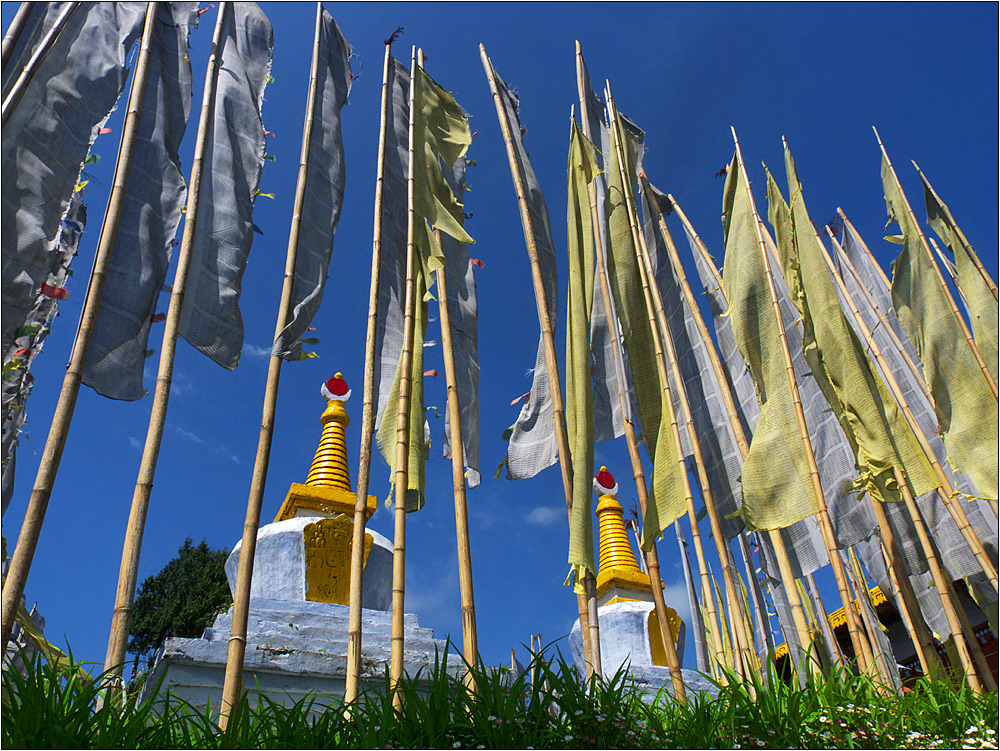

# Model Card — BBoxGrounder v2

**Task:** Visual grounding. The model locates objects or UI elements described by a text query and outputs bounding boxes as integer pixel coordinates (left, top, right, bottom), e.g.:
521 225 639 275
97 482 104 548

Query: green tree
128 538 231 670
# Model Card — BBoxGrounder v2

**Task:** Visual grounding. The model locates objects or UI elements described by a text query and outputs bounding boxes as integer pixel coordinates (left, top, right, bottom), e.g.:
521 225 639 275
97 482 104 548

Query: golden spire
597 493 643 575
273 374 375 523
305 373 351 490
594 466 654 602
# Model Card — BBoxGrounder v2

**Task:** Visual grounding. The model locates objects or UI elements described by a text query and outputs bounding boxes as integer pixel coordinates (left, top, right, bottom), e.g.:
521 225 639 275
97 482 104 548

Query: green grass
2 646 997 749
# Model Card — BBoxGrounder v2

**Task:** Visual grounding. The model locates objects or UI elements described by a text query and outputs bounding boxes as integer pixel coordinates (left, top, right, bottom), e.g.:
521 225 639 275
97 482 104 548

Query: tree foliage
127 538 231 667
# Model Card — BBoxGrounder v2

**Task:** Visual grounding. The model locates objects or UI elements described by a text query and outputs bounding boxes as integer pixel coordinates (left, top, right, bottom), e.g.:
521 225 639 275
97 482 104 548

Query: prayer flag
2 197 86 517
565 118 599 583
376 60 474 510
768 148 938 506
2 3 145 355
440 158 482 488
492 72 559 481
373 56 412 437
641 178 746 540
273 9 353 360
177 2 273 369
919 169 999 385
884 155 999 501
832 229 998 583
722 153 819 530
603 111 685 549
83 3 200 400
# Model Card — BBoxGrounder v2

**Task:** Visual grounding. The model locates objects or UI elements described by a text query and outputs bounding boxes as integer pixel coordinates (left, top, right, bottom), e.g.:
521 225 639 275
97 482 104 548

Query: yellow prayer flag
565 118 599 584
723 152 819 530
412 66 474 283
766 148 938 505
884 156 998 501
918 168 999 385
602 111 685 548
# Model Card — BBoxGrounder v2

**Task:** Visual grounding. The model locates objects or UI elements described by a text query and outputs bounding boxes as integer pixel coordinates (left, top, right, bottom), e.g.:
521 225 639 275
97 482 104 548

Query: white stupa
144 374 462 710
569 466 714 697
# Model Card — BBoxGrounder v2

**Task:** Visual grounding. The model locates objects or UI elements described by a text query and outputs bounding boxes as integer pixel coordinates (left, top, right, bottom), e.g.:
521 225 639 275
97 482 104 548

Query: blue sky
2 2 997 675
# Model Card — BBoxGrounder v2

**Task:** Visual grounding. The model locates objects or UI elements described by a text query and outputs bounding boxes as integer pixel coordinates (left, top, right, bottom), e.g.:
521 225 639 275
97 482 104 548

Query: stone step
208 614 437 645
240 631 445 656
161 632 465 680
244 597 416 626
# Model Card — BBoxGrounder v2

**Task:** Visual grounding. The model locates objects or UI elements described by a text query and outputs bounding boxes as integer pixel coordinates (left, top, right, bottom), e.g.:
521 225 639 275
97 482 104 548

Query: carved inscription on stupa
304 516 373 605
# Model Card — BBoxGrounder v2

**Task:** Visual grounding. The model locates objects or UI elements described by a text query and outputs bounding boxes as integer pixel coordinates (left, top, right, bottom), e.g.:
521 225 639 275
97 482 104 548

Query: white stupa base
142 597 464 713
569 600 716 699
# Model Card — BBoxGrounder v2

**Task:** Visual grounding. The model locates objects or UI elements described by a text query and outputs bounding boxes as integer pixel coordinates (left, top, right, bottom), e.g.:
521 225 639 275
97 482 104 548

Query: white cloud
171 426 205 445
168 425 239 463
661 580 692 625
243 343 272 359
525 506 563 527
407 558 458 629
214 445 240 464
169 369 194 397
128 436 141 450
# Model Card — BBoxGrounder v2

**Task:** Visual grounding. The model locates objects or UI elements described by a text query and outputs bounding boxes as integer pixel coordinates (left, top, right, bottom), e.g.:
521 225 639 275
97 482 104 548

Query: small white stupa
144 374 461 709
569 466 714 696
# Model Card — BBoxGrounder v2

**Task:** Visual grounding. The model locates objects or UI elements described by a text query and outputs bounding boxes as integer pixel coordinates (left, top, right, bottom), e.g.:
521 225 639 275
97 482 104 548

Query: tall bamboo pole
102 2 228 688
0 3 159 654
663 193 822 678
730 128 878 678
583 570 601 681
607 86 754 677
621 165 759 682
479 43 598 679
911 161 998 302
573 42 685 703
897 475 985 693
782 200 909 687
825 229 998 589
804 572 846 666
734 534 772 663
1 2 33 73
388 45 420 711
867 490 945 680
875 130 997 398
651 226 760 677
217 4 324 727
871 511 944 681
1 2 79 125
942 577 996 690
344 43 394 707
719 569 743 673
842 547 896 690
821 228 992 691
763 202 876 677
601 88 731 680
727 538 764 671
433 229 480 692
717 538 751 677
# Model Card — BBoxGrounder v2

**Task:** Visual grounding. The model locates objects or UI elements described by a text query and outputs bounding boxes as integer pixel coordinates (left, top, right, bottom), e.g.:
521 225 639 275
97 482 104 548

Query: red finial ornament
321 372 351 402
594 466 618 496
